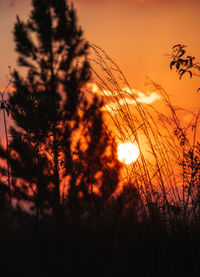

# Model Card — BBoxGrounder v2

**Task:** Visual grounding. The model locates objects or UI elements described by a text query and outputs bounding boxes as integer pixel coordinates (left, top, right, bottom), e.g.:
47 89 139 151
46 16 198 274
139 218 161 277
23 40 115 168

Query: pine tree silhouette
0 0 121 216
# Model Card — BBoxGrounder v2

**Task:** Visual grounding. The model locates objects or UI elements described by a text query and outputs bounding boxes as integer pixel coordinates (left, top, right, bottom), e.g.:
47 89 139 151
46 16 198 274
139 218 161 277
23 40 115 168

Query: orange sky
74 0 200 110
0 0 199 135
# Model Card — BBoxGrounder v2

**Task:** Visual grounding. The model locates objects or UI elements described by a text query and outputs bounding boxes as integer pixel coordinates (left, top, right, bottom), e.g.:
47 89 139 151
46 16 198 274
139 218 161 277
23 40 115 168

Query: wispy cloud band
87 83 161 113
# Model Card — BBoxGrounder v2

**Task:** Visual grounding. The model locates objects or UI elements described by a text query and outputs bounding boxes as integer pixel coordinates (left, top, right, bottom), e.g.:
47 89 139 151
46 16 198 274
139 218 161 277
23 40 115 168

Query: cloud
102 92 160 113
128 91 161 104
87 83 161 113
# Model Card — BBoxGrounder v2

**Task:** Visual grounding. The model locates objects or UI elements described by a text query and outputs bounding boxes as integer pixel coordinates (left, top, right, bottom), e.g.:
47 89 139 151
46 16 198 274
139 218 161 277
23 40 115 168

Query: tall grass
89 45 200 234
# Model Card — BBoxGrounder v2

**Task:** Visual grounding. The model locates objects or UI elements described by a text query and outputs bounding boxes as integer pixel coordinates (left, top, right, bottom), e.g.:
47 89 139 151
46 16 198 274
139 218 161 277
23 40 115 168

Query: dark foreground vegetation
0 0 200 276
1 206 200 277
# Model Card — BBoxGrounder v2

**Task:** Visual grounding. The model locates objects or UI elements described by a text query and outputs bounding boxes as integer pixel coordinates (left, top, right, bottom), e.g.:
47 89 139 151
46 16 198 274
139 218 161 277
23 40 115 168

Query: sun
117 142 140 165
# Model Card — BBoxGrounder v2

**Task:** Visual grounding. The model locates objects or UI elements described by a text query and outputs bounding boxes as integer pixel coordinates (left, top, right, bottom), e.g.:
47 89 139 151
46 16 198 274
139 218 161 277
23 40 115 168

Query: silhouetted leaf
178 50 185 58
172 44 181 49
179 69 186 79
188 71 192 78
170 61 176 70
176 63 180 70
178 58 184 63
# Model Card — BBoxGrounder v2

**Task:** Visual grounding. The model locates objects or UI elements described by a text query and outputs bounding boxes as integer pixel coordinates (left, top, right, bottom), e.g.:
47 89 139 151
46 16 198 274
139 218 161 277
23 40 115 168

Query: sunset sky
0 0 199 130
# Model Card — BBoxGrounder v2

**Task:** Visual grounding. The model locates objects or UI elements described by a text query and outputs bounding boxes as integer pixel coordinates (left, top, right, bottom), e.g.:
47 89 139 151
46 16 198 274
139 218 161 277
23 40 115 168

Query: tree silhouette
0 0 121 216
